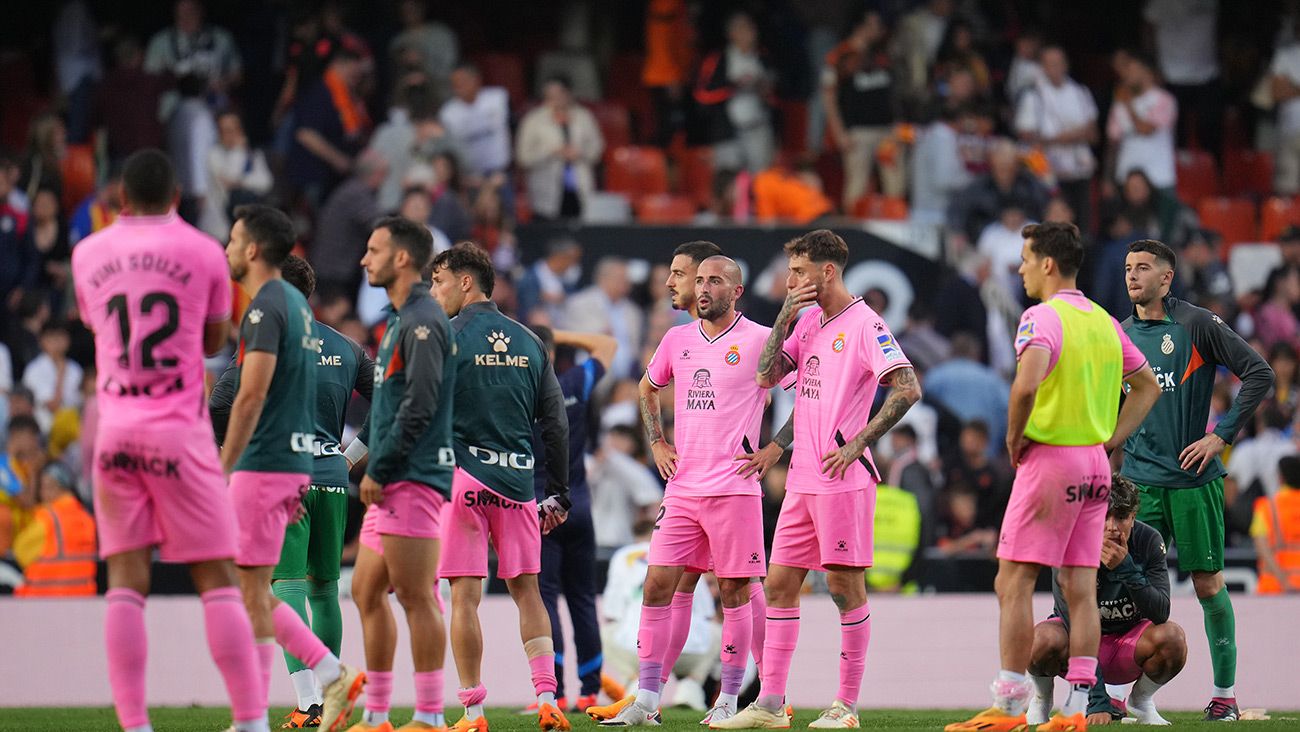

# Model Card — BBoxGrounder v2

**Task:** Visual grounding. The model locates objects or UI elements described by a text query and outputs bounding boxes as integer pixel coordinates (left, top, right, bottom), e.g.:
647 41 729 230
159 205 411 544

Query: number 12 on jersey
106 292 181 369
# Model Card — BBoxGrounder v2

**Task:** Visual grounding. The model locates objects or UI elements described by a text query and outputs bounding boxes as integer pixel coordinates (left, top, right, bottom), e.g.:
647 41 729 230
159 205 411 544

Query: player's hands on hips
538 496 569 535
1179 433 1226 474
820 438 865 480
359 475 383 505
1086 712 1113 726
1006 433 1030 467
734 442 784 479
650 439 679 481
1101 537 1129 570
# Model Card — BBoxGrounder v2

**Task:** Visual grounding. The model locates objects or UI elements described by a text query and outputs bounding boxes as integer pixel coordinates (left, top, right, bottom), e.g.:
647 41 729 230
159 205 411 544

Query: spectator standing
1015 46 1098 232
563 258 643 380
1255 266 1300 352
941 421 1012 539
694 12 775 177
910 106 974 227
200 111 273 240
426 152 471 243
21 322 83 435
892 0 955 113
144 0 242 115
1227 406 1296 499
642 0 694 146
1144 0 1221 154
0 161 34 307
370 82 456 212
516 76 605 221
1005 30 1044 105
1250 455 1300 593
517 238 583 324
309 150 387 305
12 461 96 597
389 0 459 103
1271 37 1300 195
21 114 67 203
1106 52 1178 193
822 10 903 208
287 46 372 208
924 333 1011 450
52 0 101 144
167 75 218 225
589 427 662 553
93 38 170 166
932 19 991 98
441 63 512 198
22 189 71 308
948 139 1050 244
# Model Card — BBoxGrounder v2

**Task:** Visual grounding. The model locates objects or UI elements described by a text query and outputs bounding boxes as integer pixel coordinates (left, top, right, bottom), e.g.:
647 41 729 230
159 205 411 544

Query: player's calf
1027 621 1069 726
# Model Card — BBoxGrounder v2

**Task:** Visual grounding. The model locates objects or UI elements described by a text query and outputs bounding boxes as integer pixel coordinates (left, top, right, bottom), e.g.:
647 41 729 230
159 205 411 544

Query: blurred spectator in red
21 114 67 203
1106 51 1177 195
517 76 605 222
932 19 990 99
948 138 1049 244
1270 36 1300 195
643 0 695 146
309 149 387 305
390 0 459 104
52 1 101 144
1014 46 1098 233
441 62 512 208
1256 266 1300 352
145 0 242 114
68 169 121 247
287 45 371 208
168 74 217 225
200 111 272 239
694 12 775 177
822 9 903 209
93 37 170 167
752 162 834 224
1144 0 1221 155
893 0 955 114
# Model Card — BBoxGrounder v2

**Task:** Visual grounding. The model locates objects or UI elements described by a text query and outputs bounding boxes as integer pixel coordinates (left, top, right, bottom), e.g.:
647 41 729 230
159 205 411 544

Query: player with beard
601 256 775 727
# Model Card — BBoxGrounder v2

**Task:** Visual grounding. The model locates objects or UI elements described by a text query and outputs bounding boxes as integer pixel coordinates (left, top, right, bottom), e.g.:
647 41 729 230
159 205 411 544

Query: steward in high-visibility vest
14 463 96 597
1251 456 1300 594
867 483 921 593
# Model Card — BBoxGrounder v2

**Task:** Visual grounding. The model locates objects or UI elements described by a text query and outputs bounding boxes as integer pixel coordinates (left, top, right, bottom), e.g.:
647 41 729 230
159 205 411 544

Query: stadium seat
1223 149 1274 198
1196 196 1257 249
604 145 669 198
60 144 97 214
469 52 529 112
635 193 696 224
1260 196 1300 241
587 101 631 153
777 99 808 156
672 146 714 210
605 52 654 142
851 195 909 220
1175 149 1218 207
1228 243 1283 298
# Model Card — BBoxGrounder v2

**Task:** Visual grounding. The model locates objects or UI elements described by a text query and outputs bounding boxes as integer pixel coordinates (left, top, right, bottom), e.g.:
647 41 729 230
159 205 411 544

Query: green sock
273 579 311 673
309 578 343 656
1199 587 1237 690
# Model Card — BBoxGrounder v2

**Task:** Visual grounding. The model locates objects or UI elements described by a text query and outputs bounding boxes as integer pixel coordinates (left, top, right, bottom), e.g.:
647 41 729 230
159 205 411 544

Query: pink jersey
72 213 232 429
1015 290 1147 376
782 298 910 494
646 314 772 497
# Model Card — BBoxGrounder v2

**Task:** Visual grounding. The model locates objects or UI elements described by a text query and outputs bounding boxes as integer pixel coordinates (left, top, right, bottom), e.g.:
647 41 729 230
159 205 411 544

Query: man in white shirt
145 0 242 116
1226 406 1297 499
21 322 83 435
911 107 974 228
1015 46 1098 232
1144 0 1221 154
440 62 512 202
1106 52 1178 193
1271 41 1300 194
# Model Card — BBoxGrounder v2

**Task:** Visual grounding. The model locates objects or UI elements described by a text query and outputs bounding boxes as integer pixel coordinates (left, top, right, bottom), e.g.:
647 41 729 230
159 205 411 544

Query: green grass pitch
4 707 1300 731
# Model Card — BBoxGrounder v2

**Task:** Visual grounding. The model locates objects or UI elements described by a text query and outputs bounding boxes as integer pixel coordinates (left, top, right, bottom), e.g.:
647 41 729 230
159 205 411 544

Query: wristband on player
343 439 369 465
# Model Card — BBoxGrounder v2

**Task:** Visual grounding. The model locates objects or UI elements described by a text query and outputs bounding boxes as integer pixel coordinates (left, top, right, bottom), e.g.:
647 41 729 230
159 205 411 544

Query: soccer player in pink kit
600 256 773 728
71 150 267 732
717 230 922 730
947 222 1160 732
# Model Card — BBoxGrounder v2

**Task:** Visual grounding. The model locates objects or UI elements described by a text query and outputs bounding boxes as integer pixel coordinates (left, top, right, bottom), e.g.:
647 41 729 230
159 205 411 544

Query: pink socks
457 683 487 709
527 654 557 696
272 601 328 669
749 581 767 669
837 603 871 708
636 604 673 694
720 604 753 695
414 670 445 714
201 587 264 724
256 641 276 708
1065 656 1098 687
365 670 394 714
759 606 800 700
656 591 694 686
105 589 149 730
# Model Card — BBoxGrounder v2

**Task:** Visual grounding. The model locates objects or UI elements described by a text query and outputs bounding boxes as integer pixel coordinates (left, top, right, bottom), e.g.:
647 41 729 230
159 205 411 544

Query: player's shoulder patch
1015 318 1036 349
875 332 904 361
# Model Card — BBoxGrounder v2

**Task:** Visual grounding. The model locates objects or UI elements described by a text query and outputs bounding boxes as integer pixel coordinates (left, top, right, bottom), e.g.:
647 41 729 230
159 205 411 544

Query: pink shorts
230 470 310 567
359 481 447 555
648 493 766 578
1045 617 1152 684
439 468 540 580
770 486 876 570
998 443 1109 568
93 423 237 563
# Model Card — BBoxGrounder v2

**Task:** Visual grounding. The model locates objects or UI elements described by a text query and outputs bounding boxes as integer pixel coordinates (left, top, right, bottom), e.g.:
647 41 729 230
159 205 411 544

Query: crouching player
1028 475 1186 726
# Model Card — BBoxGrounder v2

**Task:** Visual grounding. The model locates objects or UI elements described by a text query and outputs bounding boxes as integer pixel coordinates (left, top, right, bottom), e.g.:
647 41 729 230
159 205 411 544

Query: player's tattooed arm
820 367 921 480
773 410 795 450
640 374 679 480
756 284 815 388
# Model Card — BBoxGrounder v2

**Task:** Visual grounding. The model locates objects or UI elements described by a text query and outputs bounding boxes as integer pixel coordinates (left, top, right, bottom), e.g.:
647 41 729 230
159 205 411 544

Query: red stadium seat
777 99 808 156
605 146 669 198
672 146 714 210
1175 149 1219 207
1197 196 1257 250
851 195 909 220
1223 149 1274 198
61 144 96 214
605 52 654 143
469 52 529 112
587 101 631 153
635 193 696 224
1260 196 1300 241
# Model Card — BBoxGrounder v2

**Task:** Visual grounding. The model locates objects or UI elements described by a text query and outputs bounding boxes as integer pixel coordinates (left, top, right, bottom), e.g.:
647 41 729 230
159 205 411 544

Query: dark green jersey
210 323 374 487
450 301 569 504
231 279 318 475
1121 297 1273 488
364 282 456 495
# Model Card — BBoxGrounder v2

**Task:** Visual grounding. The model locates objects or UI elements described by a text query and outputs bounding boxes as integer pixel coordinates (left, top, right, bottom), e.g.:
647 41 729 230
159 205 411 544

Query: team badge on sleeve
876 333 902 361
1015 319 1036 349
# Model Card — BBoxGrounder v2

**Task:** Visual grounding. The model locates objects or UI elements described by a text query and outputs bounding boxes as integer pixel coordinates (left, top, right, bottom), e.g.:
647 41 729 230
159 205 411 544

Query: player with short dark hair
1121 237 1274 721
1028 475 1186 726
222 205 365 732
72 148 271 732
948 222 1159 732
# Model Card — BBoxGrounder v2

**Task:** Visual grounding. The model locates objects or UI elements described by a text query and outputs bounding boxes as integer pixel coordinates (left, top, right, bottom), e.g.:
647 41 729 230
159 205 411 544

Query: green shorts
273 484 349 582
1134 477 1225 573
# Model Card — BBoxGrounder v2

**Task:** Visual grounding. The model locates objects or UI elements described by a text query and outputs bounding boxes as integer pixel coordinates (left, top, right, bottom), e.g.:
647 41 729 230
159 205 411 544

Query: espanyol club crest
832 333 846 353
725 345 741 365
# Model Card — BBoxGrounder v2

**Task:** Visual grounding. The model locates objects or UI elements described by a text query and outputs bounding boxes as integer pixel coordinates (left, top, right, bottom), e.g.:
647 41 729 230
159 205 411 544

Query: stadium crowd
4 0 1300 597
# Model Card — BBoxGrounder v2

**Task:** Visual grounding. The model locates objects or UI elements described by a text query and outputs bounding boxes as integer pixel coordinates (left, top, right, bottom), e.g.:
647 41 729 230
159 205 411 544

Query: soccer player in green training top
1121 238 1274 721
429 242 573 732
211 255 375 728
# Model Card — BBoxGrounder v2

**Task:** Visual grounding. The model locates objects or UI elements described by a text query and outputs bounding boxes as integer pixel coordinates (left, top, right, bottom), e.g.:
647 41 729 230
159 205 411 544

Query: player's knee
994 569 1032 602
1028 624 1068 676
717 578 749 607
641 569 677 606
392 582 436 613
1191 571 1224 599
1149 623 1188 673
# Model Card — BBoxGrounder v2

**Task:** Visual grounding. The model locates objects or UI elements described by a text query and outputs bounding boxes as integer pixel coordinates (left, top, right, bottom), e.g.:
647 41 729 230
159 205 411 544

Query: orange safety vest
17 495 97 597
1255 490 1300 594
